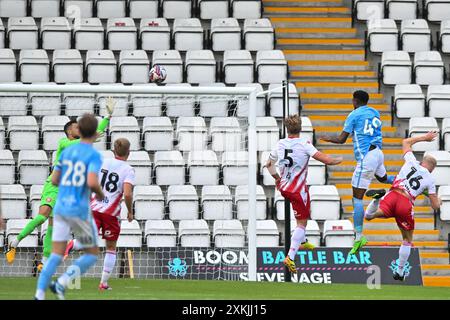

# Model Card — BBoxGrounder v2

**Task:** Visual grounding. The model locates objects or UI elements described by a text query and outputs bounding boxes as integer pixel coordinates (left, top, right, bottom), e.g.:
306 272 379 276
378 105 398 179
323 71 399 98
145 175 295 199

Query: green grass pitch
0 278 449 300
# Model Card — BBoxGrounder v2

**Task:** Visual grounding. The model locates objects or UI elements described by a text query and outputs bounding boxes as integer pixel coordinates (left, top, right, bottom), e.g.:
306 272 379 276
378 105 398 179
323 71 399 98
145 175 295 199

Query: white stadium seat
162 0 192 19
18 150 48 185
19 49 50 83
213 220 245 248
199 0 229 19
323 220 354 248
176 116 207 151
0 150 15 184
0 185 27 219
140 18 171 51
440 20 450 54
211 18 241 51
0 117 4 149
173 18 204 51
40 17 71 50
198 83 229 117
42 116 69 151
7 17 38 50
438 186 450 221
107 18 138 51
86 50 117 84
414 51 444 86
30 184 43 218
0 49 17 82
394 84 425 118
152 50 183 84
63 84 96 116
274 189 295 220
7 219 38 247
188 150 220 185
185 50 217 84
97 87 129 116
0 88 28 116
307 158 326 185
167 185 199 221
260 151 275 186
145 220 177 247
401 19 431 52
128 151 152 185
244 18 274 51
73 18 104 50
132 84 163 117
256 117 279 151
134 186 165 220
31 0 61 17
235 83 265 117
117 220 142 248
53 50 84 84
110 117 140 151
354 0 384 20
210 117 242 152
30 84 61 116
268 83 299 118
8 116 39 150
309 185 341 221
256 50 287 84
119 50 150 84
0 19 4 48
300 116 314 142
201 185 233 220
235 185 267 220
424 151 450 186
381 51 412 85
367 19 399 53
428 85 450 118
232 0 262 19
64 0 94 18
179 219 210 247
223 50 254 84
387 0 418 20
130 0 159 18
96 0 126 19
425 0 450 22
221 151 248 186
409 117 440 151
0 0 27 17
255 220 279 247
154 150 185 185
143 116 173 151
442 118 450 150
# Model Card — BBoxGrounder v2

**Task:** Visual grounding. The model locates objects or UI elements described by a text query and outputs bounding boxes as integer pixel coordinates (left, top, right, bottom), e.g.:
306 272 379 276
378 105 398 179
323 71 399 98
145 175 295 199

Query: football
149 64 167 84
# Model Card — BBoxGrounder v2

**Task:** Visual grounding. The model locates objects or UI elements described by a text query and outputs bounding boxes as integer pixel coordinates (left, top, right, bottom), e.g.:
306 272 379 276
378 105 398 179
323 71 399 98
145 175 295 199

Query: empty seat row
0 17 274 51
354 0 450 22
0 0 262 20
408 117 450 154
0 49 288 85
394 84 450 118
380 51 445 86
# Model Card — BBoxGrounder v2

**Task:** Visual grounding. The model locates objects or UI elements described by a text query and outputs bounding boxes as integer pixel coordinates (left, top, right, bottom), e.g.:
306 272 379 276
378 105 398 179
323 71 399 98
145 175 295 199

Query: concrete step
420 252 450 265
288 60 370 71
423 276 450 287
309 114 390 126
276 27 357 38
321 149 400 160
352 217 435 231
291 70 376 79
264 6 350 16
314 125 397 137
279 38 364 49
263 0 344 7
421 264 450 276
363 230 440 242
284 49 365 60
317 137 402 147
367 241 448 250
346 206 433 215
302 103 389 113
269 17 352 28
300 92 384 103
296 81 379 93
335 182 395 193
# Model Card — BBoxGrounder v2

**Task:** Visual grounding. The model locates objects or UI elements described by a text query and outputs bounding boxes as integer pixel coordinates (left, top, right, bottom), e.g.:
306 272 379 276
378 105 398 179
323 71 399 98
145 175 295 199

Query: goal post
0 83 258 282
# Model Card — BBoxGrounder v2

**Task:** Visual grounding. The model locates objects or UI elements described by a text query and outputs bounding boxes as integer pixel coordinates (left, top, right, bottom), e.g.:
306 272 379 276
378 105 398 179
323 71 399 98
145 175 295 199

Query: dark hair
353 90 369 105
78 114 98 139
284 114 302 135
63 119 78 137
114 138 131 157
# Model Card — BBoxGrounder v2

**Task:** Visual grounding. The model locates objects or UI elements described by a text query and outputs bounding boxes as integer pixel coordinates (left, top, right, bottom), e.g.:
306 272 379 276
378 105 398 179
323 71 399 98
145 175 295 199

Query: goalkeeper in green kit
5 98 116 269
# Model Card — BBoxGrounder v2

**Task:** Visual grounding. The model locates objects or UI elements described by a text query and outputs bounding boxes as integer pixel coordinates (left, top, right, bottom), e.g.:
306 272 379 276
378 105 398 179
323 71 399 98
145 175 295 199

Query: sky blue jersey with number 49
343 105 383 162
53 142 103 220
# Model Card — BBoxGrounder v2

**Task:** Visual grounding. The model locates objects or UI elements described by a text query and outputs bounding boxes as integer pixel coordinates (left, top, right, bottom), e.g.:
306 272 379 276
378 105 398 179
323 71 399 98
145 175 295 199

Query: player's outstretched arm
402 131 438 154
124 183 134 222
320 131 350 144
87 173 105 201
264 159 281 186
429 194 442 211
51 169 61 186
95 96 116 141
312 152 343 166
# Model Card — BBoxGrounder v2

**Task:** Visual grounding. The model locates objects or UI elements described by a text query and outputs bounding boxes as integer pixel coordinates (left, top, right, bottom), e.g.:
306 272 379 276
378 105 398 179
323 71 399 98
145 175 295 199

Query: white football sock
355 232 362 241
288 226 306 260
364 199 380 219
35 289 45 300
72 239 84 251
398 241 412 276
100 250 117 285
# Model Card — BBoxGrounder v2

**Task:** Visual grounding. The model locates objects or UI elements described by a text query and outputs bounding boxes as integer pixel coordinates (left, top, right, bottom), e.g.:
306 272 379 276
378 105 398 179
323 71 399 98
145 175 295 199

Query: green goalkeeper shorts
40 177 58 217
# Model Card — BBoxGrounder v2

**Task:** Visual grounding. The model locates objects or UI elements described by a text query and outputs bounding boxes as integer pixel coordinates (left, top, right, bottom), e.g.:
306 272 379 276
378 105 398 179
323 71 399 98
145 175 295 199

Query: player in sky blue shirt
321 91 395 255
35 114 105 300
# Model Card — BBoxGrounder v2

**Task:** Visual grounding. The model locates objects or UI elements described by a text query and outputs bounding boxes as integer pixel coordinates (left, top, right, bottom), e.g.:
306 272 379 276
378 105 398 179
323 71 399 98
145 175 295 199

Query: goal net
0 83 259 282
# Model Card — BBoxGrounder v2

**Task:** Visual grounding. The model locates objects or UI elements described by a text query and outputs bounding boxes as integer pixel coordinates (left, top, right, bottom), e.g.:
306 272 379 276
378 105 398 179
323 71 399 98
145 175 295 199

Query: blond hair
284 114 302 135
422 155 437 169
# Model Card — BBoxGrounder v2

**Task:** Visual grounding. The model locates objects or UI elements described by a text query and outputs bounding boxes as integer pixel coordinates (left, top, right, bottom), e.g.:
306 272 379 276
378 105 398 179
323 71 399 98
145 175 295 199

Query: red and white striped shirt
269 137 318 194
90 158 135 217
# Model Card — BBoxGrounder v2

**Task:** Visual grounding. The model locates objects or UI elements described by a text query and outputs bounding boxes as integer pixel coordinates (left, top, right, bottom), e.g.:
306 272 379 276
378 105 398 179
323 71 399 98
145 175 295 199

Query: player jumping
64 138 135 291
35 114 105 300
365 131 441 281
320 90 395 255
6 98 115 268
265 115 343 274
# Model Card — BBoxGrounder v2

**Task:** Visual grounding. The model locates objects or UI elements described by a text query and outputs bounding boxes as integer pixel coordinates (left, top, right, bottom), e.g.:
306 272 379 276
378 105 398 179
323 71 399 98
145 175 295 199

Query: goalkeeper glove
105 96 116 119
94 131 105 143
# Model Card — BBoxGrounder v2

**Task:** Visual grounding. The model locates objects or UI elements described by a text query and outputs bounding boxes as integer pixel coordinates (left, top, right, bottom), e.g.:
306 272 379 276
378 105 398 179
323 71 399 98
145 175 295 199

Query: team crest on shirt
46 197 52 203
